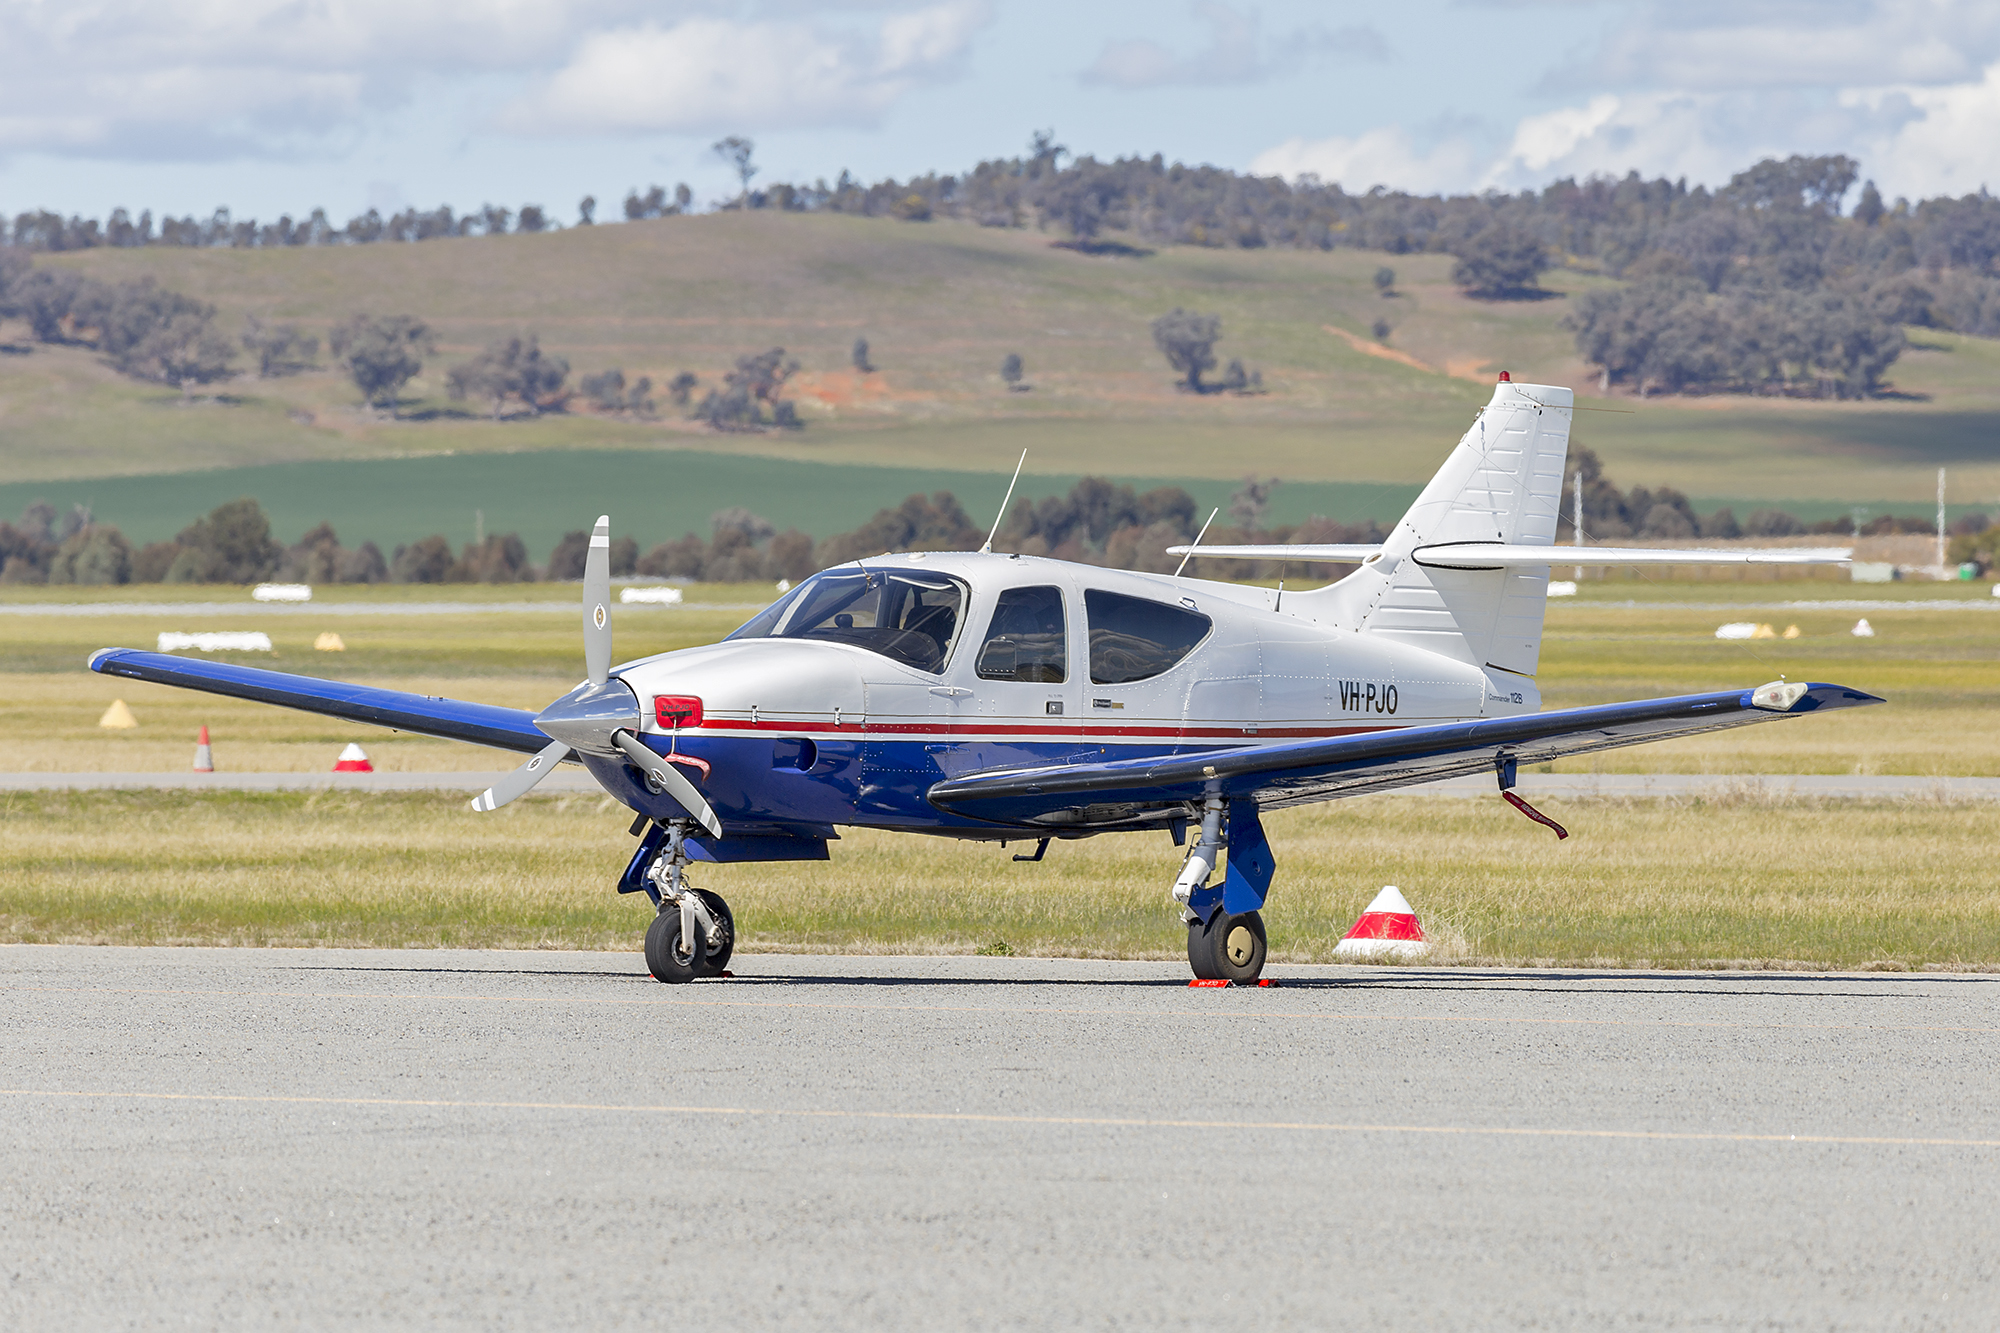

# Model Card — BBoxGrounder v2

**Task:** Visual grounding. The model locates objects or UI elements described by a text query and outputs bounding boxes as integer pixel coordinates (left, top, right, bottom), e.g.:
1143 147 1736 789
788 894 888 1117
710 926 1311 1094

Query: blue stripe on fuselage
623 730 1242 834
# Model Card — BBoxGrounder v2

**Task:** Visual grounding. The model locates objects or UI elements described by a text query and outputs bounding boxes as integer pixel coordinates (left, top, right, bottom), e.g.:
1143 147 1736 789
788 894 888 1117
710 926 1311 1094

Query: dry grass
10 212 2000 509
3 790 1996 970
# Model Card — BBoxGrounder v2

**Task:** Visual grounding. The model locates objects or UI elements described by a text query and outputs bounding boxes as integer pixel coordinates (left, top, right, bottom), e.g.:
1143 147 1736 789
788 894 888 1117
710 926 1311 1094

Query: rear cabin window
1085 589 1211 685
725 568 967 674
975 586 1067 683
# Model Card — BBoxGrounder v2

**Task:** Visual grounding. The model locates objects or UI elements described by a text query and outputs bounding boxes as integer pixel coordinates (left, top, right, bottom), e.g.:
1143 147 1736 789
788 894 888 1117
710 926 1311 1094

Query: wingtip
87 647 125 672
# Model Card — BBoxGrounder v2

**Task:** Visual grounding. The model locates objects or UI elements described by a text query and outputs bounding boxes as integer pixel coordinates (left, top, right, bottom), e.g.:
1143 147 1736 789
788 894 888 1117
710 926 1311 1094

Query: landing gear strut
1172 795 1275 985
642 821 734 983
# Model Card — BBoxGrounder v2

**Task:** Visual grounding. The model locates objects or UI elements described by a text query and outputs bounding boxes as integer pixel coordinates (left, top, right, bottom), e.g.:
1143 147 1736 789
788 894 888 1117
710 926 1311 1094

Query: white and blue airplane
90 376 1880 984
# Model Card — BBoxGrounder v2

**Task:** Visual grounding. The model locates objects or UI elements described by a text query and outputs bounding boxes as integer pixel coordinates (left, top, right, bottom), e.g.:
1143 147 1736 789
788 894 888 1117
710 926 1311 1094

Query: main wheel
1188 910 1267 984
1187 914 1222 980
694 890 734 976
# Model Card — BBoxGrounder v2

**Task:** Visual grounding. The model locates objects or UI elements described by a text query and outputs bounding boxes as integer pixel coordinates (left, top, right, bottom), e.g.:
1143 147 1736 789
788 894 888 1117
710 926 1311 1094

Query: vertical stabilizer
1304 379 1572 679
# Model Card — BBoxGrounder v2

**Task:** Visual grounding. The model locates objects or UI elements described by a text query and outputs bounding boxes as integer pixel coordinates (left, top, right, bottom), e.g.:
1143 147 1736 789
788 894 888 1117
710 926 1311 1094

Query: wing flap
927 683 1882 828
89 648 549 754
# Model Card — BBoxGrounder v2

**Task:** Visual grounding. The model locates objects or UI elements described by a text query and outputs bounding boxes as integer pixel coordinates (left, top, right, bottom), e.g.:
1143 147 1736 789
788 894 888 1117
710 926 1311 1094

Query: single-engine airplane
91 376 1882 984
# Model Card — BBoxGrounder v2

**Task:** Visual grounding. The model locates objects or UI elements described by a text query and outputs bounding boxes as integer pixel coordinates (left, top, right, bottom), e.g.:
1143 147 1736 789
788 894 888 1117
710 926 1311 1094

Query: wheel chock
1187 978 1278 988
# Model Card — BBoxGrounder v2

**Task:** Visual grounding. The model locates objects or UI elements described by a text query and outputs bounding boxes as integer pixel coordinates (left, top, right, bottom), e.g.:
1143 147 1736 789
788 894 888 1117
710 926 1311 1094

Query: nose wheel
641 821 735 983
1188 909 1267 984
644 889 734 983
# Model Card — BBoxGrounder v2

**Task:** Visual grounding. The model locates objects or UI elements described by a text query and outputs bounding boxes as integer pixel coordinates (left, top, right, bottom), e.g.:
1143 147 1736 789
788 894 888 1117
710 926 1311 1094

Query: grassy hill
5 211 2000 538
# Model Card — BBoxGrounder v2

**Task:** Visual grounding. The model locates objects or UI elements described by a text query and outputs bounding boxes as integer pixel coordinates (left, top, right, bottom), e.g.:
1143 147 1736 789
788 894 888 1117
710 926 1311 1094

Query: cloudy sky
3 0 1998 222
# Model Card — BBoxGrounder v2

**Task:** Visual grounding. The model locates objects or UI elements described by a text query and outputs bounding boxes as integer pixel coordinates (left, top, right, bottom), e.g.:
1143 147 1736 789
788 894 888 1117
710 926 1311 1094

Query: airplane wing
88 648 550 754
1169 543 1851 566
927 681 1882 829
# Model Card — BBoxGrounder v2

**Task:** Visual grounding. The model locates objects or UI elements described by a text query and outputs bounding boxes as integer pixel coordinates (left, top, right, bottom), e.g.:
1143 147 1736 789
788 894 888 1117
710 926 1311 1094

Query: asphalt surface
4 948 1996 1329
8 770 1998 800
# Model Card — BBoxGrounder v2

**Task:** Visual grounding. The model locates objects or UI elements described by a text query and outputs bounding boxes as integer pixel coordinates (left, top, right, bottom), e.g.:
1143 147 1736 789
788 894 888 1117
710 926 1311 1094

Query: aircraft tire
1189 910 1266 984
644 908 701 983
1186 913 1222 980
694 890 735 976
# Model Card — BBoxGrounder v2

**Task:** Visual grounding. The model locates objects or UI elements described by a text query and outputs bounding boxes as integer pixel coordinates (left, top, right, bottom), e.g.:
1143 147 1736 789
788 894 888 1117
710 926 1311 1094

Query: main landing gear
641 821 735 983
1172 795 1275 985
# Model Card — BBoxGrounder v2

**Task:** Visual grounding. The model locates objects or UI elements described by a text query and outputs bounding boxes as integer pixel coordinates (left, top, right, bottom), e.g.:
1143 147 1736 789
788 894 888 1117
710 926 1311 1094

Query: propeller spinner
470 515 721 836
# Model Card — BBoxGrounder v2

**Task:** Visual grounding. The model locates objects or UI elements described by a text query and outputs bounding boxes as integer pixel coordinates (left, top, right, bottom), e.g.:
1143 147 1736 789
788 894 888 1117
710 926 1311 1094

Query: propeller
583 514 611 686
612 731 722 837
469 514 720 836
472 738 569 813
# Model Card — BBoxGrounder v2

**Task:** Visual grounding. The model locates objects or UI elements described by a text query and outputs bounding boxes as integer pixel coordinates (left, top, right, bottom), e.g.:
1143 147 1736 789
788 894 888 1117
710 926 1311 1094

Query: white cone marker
333 743 374 773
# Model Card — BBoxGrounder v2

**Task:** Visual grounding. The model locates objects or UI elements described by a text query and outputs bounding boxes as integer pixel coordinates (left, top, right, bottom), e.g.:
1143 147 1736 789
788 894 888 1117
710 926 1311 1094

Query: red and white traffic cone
192 725 214 772
333 743 374 772
1333 886 1431 961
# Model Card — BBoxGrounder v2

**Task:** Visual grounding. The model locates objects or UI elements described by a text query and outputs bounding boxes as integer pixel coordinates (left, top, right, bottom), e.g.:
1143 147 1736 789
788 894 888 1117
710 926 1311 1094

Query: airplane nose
533 677 641 756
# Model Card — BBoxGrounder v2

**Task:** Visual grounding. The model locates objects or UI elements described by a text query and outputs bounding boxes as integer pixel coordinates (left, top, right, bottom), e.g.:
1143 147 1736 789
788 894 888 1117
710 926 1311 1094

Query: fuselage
594 551 1540 839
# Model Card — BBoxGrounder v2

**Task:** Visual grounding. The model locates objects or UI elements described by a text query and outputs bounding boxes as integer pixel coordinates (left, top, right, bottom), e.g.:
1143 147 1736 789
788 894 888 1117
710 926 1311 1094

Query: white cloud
1256 3 2000 200
503 2 990 135
0 0 658 157
1250 125 1488 194
1552 0 2000 93
1082 2 1386 90
1843 62 2000 196
0 1 987 159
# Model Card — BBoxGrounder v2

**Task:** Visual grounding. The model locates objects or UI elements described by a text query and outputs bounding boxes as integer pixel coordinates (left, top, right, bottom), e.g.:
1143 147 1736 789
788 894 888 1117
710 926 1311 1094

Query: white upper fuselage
611 551 1540 772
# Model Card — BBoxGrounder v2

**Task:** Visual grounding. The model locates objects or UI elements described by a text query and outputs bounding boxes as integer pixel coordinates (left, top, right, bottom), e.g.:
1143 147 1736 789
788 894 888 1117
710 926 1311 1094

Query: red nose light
654 695 703 729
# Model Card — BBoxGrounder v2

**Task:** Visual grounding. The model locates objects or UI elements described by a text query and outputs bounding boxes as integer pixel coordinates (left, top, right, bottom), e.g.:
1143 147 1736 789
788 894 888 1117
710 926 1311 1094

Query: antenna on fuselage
1174 508 1221 578
979 450 1028 555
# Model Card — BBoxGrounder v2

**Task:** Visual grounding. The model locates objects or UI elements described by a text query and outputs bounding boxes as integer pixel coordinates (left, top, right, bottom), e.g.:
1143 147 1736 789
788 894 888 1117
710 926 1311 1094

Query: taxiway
4 947 1995 1328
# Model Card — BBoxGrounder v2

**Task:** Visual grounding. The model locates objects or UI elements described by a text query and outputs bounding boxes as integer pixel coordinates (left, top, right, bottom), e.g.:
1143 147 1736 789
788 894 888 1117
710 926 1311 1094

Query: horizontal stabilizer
88 648 550 754
1166 543 1852 567
928 681 1882 829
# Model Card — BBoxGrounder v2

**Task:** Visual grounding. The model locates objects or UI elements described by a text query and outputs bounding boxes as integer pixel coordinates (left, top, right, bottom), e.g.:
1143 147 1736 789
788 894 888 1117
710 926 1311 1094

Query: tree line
16 133 1972 397
6 458 1968 589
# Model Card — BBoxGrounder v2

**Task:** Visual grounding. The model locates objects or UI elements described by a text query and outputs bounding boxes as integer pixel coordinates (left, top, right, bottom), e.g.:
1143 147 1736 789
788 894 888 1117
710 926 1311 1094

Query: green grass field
5 213 1998 527
4 789 1995 971
3 579 1994 965
0 449 1427 556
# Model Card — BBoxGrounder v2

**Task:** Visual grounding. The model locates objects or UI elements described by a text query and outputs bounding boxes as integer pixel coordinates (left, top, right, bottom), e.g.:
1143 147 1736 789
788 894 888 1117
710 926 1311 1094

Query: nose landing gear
642 821 735 983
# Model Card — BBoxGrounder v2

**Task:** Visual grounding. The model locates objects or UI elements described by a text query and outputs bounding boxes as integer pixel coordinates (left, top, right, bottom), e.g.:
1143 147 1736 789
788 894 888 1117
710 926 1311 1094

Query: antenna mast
1175 508 1221 578
1572 467 1584 581
980 450 1028 555
1938 467 1947 577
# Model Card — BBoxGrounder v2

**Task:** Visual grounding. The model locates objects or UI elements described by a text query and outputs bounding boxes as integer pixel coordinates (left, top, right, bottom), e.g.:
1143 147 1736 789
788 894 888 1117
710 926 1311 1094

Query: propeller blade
584 514 612 686
470 739 572 813
611 730 723 838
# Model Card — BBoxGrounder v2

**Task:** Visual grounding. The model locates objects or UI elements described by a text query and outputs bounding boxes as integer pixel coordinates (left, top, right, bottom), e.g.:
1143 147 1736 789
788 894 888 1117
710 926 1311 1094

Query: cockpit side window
975 586 1067 683
1084 589 1212 685
726 567 968 674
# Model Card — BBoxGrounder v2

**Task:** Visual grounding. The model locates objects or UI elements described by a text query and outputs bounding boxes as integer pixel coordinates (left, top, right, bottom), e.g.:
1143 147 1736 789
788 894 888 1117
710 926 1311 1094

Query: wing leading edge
88 648 549 754
926 682 1883 829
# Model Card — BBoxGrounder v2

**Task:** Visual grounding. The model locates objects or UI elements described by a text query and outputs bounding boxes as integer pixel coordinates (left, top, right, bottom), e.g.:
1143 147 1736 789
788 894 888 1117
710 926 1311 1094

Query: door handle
928 686 973 699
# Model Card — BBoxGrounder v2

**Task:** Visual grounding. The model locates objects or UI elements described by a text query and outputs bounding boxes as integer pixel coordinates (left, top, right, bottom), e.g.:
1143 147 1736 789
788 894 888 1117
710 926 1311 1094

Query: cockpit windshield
724 567 969 674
